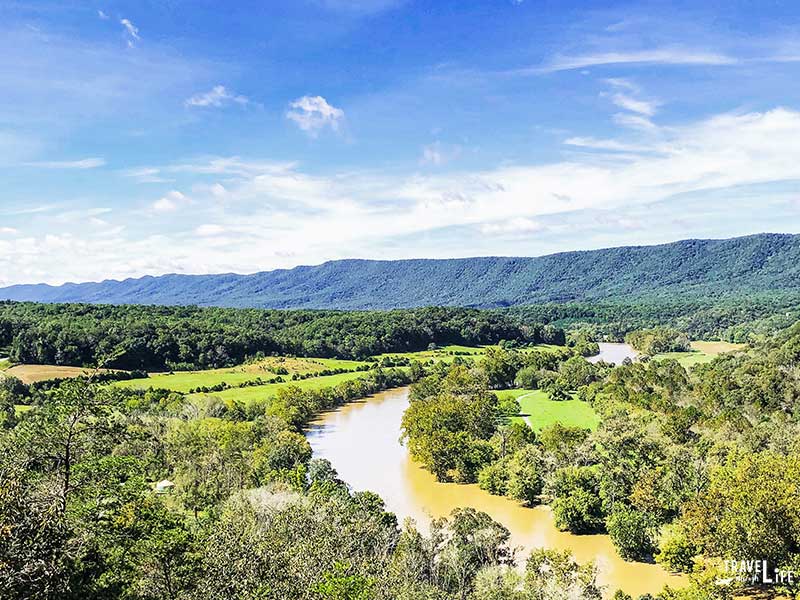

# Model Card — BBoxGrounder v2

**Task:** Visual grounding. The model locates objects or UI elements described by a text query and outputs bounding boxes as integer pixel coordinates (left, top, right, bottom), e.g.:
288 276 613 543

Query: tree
478 458 510 496
606 508 658 561
678 452 800 565
432 508 514 598
523 549 602 600
549 467 604 534
401 366 498 482
505 445 544 506
655 525 698 574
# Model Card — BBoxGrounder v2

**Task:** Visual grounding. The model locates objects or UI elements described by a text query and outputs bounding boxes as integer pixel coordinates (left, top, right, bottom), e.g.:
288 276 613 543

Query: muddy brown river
307 387 685 598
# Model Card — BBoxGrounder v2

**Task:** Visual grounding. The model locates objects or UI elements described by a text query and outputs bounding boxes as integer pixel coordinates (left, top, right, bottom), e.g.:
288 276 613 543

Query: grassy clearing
497 388 600 432
652 340 746 368
115 356 368 393
3 364 110 385
378 343 563 363
188 370 377 404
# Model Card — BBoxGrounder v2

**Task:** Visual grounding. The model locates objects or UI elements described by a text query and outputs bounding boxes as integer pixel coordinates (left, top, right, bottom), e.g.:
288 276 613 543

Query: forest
0 301 563 371
400 323 800 598
3 297 800 599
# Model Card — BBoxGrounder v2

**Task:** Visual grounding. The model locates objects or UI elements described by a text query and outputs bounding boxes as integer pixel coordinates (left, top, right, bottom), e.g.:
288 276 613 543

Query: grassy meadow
115 356 367 393
187 370 380 403
652 340 745 367
498 388 600 431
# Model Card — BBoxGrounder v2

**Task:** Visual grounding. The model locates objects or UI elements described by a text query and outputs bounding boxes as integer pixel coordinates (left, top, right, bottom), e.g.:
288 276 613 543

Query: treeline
402 320 800 597
508 294 800 342
0 301 564 371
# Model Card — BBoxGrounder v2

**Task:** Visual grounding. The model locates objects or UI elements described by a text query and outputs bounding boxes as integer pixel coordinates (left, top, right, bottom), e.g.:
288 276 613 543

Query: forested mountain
3 233 800 309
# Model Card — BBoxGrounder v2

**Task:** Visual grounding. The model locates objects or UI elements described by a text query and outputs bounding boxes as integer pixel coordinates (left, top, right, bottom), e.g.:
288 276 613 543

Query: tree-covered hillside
3 233 800 309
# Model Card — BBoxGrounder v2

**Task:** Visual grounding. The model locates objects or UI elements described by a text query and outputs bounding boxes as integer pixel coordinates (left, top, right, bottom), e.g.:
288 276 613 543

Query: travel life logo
720 559 796 585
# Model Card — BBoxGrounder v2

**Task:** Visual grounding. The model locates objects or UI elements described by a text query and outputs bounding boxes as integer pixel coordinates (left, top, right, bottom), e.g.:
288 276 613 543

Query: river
587 342 639 365
307 386 685 598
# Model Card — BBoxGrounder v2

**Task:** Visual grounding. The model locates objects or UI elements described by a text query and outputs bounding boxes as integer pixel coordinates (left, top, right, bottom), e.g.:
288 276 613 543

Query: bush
655 525 697 573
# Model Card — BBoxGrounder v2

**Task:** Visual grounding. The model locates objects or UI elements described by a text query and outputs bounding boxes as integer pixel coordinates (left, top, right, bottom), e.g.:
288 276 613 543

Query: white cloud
123 167 171 183
0 227 18 235
540 48 737 73
195 224 225 236
563 137 657 153
151 190 188 214
185 85 249 108
610 93 658 116
613 112 657 131
97 10 109 20
286 96 344 136
120 18 140 47
23 157 105 169
480 218 544 235
5 108 800 286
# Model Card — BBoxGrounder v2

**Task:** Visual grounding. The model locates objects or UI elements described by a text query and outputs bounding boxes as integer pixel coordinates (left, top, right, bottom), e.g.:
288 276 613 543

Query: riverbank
307 387 685 598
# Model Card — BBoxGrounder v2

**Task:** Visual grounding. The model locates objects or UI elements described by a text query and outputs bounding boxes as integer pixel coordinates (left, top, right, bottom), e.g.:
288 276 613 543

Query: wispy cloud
480 217 544 236
120 18 140 48
538 48 737 73
286 96 344 136
185 85 249 108
23 157 105 169
609 93 658 116
123 167 172 183
420 142 462 166
97 10 109 20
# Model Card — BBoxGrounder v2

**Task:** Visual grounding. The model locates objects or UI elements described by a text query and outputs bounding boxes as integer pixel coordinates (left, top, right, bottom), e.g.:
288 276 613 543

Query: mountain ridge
3 233 800 309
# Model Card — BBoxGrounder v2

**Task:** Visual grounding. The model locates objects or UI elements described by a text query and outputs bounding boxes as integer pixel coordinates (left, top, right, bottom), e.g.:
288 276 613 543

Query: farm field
497 388 600 431
652 340 745 367
115 356 367 393
1 364 114 384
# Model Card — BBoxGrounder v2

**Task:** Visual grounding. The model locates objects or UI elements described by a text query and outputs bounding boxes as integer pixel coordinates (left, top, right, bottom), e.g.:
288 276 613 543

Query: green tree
606 508 658 561
505 445 544 506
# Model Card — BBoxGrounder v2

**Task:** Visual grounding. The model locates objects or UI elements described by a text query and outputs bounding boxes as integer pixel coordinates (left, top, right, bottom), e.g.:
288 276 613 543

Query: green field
377 343 563 362
652 340 745 368
497 388 600 431
188 370 379 403
115 356 368 393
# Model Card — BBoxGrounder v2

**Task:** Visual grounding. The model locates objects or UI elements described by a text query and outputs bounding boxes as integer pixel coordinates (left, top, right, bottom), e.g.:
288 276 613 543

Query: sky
2 0 800 286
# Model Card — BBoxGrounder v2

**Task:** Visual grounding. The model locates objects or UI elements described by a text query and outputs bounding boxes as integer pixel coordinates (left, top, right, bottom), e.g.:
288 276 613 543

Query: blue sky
2 0 800 286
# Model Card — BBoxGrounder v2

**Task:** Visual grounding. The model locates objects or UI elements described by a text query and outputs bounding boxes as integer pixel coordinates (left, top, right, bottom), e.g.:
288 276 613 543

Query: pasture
497 388 600 432
115 356 367 393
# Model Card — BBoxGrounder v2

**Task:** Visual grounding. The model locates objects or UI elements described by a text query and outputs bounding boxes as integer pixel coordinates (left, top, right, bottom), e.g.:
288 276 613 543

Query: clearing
652 340 745 367
2 364 112 385
115 356 366 393
497 388 600 432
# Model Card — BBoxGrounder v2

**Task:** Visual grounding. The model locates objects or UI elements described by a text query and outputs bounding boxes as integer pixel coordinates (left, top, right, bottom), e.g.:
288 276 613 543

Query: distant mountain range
3 233 800 309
